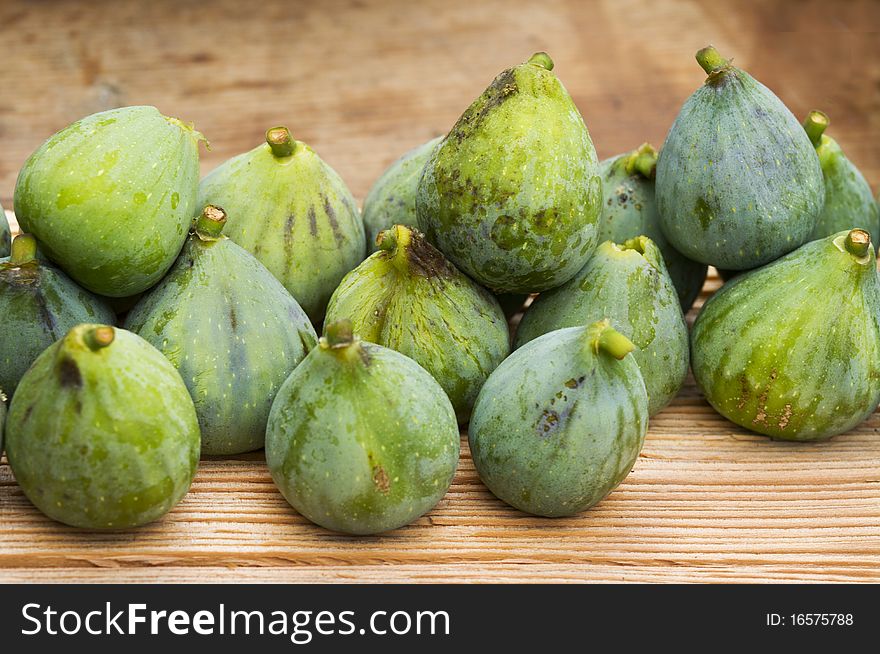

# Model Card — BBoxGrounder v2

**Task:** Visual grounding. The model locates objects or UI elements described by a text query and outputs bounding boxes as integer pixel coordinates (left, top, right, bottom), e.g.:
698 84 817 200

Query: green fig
692 229 880 441
363 136 442 250
5 324 200 528
198 126 366 323
13 106 203 297
516 236 688 415
0 202 9 258
470 320 648 517
599 144 707 312
125 206 318 455
802 111 880 248
266 320 460 535
417 52 602 293
0 234 116 395
656 46 824 270
325 224 509 423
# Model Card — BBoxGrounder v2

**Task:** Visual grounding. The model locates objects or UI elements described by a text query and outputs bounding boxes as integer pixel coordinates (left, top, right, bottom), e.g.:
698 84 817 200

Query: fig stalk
624 144 658 179
527 51 554 70
9 234 38 266
84 325 116 351
195 205 227 241
696 45 728 74
802 110 829 147
844 229 871 258
266 126 296 158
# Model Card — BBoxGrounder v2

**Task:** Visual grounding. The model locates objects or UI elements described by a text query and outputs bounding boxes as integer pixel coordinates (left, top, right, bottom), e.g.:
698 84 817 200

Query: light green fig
656 46 824 270
599 144 707 312
266 320 460 535
5 324 200 529
198 126 366 324
125 206 317 455
470 320 648 517
325 224 509 423
0 234 115 396
516 236 688 415
13 106 203 296
692 229 880 441
417 52 602 293
1 202 9 258
802 111 880 248
363 136 442 250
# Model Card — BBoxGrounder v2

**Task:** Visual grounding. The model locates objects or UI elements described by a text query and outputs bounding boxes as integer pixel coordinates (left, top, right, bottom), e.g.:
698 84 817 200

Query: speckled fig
325 224 509 423
656 46 824 270
266 320 460 535
692 229 880 441
516 236 688 415
125 206 317 455
802 111 880 247
198 126 366 323
5 324 200 529
0 234 115 395
599 144 707 311
417 52 602 293
470 320 648 517
13 106 203 296
363 137 442 250
0 202 9 258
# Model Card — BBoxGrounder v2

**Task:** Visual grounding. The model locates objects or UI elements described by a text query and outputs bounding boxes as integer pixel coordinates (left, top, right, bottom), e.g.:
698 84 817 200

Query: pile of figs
1 46 879 534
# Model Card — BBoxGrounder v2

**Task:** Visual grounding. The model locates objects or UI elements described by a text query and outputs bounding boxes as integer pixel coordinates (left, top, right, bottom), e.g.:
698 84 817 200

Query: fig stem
195 205 227 241
266 126 296 158
527 52 554 71
377 225 413 269
9 233 38 266
322 319 356 349
696 46 728 74
625 143 658 179
84 326 115 351
802 110 830 148
589 320 635 360
844 229 871 258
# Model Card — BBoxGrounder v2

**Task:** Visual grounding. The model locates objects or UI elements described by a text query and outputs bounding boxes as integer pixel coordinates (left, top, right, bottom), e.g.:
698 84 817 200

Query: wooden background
1 0 879 583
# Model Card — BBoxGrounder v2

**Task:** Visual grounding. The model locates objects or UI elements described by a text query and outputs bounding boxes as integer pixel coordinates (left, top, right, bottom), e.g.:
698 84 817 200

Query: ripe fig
516 236 688 415
5 324 200 528
266 320 460 535
198 126 366 323
1 202 9 258
692 229 880 441
13 106 203 296
470 320 648 517
417 52 602 293
656 46 824 270
125 206 317 455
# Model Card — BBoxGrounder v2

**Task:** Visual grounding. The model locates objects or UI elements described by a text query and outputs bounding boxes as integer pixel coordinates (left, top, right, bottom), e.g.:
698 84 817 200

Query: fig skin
691 229 880 441
599 144 707 312
516 236 688 416
417 52 602 293
125 206 317 456
0 234 116 396
0 202 9 258
656 47 824 270
5 325 200 529
325 225 510 423
13 106 203 297
265 320 460 535
470 321 648 517
363 137 442 250
198 126 366 324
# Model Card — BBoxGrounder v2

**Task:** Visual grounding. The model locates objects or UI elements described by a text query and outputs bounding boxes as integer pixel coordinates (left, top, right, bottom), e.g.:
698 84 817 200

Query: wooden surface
2 0 880 583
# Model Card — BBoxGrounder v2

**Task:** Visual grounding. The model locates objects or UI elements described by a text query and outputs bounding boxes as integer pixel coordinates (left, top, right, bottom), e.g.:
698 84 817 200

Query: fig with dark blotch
325 224 509 423
656 46 824 270
198 126 366 324
265 320 460 535
470 320 648 517
0 234 115 396
417 52 602 293
5 324 200 529
0 202 9 258
692 229 880 441
125 206 317 455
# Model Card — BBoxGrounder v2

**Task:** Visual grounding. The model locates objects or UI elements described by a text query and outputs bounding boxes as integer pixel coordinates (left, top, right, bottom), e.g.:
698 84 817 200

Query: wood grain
1 0 880 583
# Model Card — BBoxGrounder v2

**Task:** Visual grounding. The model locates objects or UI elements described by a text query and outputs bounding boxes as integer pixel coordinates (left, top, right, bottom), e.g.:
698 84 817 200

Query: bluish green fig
363 136 442 250
198 126 366 323
470 320 648 517
13 106 203 297
692 229 880 441
125 206 317 455
417 52 602 293
5 324 200 528
656 46 824 270
0 202 10 258
325 224 509 423
0 234 115 395
802 111 880 248
266 320 460 535
600 144 707 312
516 236 688 415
